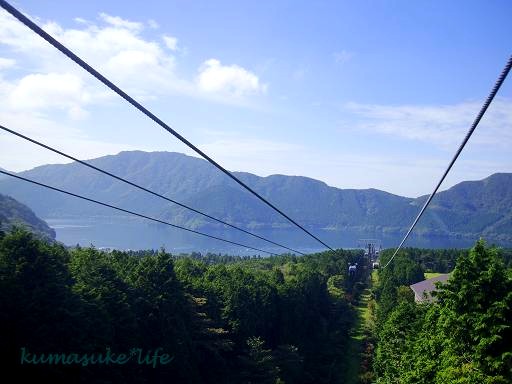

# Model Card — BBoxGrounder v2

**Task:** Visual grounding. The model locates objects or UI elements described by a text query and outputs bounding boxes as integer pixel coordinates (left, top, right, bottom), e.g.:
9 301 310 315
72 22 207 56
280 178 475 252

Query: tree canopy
0 229 367 383
374 240 512 383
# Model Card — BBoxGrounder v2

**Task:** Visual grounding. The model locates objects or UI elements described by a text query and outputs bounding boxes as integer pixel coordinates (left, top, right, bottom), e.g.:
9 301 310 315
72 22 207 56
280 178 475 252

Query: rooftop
410 274 450 303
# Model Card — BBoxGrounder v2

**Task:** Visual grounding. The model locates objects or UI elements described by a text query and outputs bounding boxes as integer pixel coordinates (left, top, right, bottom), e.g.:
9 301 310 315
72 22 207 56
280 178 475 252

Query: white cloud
0 10 50 52
197 59 267 98
8 73 90 119
74 17 88 25
0 10 178 96
148 19 159 29
99 13 143 31
162 35 178 51
0 9 271 175
344 98 512 149
0 9 266 108
333 50 354 64
0 57 15 69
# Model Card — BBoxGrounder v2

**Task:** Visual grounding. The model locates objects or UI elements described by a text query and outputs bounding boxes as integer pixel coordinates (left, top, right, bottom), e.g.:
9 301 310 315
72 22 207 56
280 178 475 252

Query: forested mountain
414 173 512 242
0 193 55 239
0 151 510 243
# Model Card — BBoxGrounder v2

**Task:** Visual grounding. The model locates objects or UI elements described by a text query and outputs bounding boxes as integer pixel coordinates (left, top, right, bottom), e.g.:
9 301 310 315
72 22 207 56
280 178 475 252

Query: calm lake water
45 217 490 255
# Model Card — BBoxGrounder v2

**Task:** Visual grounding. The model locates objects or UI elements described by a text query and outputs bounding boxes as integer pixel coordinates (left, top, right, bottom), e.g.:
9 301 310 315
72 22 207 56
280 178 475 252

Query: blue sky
0 0 511 197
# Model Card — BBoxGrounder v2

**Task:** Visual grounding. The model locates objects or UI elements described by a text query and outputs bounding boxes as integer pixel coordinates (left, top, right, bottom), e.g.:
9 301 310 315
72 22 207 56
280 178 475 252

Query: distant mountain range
0 151 510 246
0 167 9 181
0 193 55 239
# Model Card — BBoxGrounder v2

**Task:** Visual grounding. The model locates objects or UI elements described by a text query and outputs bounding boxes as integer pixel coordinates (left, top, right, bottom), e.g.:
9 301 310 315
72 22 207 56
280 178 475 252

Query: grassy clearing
344 270 377 384
424 272 443 279
344 290 370 384
371 270 379 287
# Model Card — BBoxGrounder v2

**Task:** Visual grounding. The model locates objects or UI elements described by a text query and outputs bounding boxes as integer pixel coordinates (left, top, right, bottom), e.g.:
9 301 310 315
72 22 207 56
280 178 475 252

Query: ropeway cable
0 124 305 255
383 55 512 269
0 170 278 256
0 0 334 251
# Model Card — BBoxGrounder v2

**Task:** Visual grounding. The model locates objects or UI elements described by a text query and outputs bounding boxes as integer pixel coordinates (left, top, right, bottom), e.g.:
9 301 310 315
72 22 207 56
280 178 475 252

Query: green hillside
0 151 510 244
0 193 55 239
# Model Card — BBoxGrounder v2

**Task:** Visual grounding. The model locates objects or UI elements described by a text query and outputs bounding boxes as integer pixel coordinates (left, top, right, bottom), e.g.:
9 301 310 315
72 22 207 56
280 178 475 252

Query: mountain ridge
0 151 510 245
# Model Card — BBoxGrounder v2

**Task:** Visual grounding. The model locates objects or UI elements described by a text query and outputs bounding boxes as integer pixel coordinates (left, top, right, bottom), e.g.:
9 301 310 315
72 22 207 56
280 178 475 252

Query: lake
45 217 491 255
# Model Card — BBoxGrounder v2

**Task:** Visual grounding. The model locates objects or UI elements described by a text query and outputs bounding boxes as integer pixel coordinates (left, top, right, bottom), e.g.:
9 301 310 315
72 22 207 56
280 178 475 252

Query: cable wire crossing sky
0 0 334 249
0 123 306 255
0 0 511 197
384 55 512 268
0 169 278 256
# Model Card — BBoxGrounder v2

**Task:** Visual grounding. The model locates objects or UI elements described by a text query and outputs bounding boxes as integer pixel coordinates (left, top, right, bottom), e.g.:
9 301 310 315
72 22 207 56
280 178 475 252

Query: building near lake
410 274 450 303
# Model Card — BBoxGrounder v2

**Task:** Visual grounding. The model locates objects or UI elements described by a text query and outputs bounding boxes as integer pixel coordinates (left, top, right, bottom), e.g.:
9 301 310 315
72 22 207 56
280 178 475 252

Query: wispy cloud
147 19 159 30
0 57 15 69
333 50 354 64
98 13 144 31
0 110 143 172
195 134 508 197
162 35 178 51
343 98 512 149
